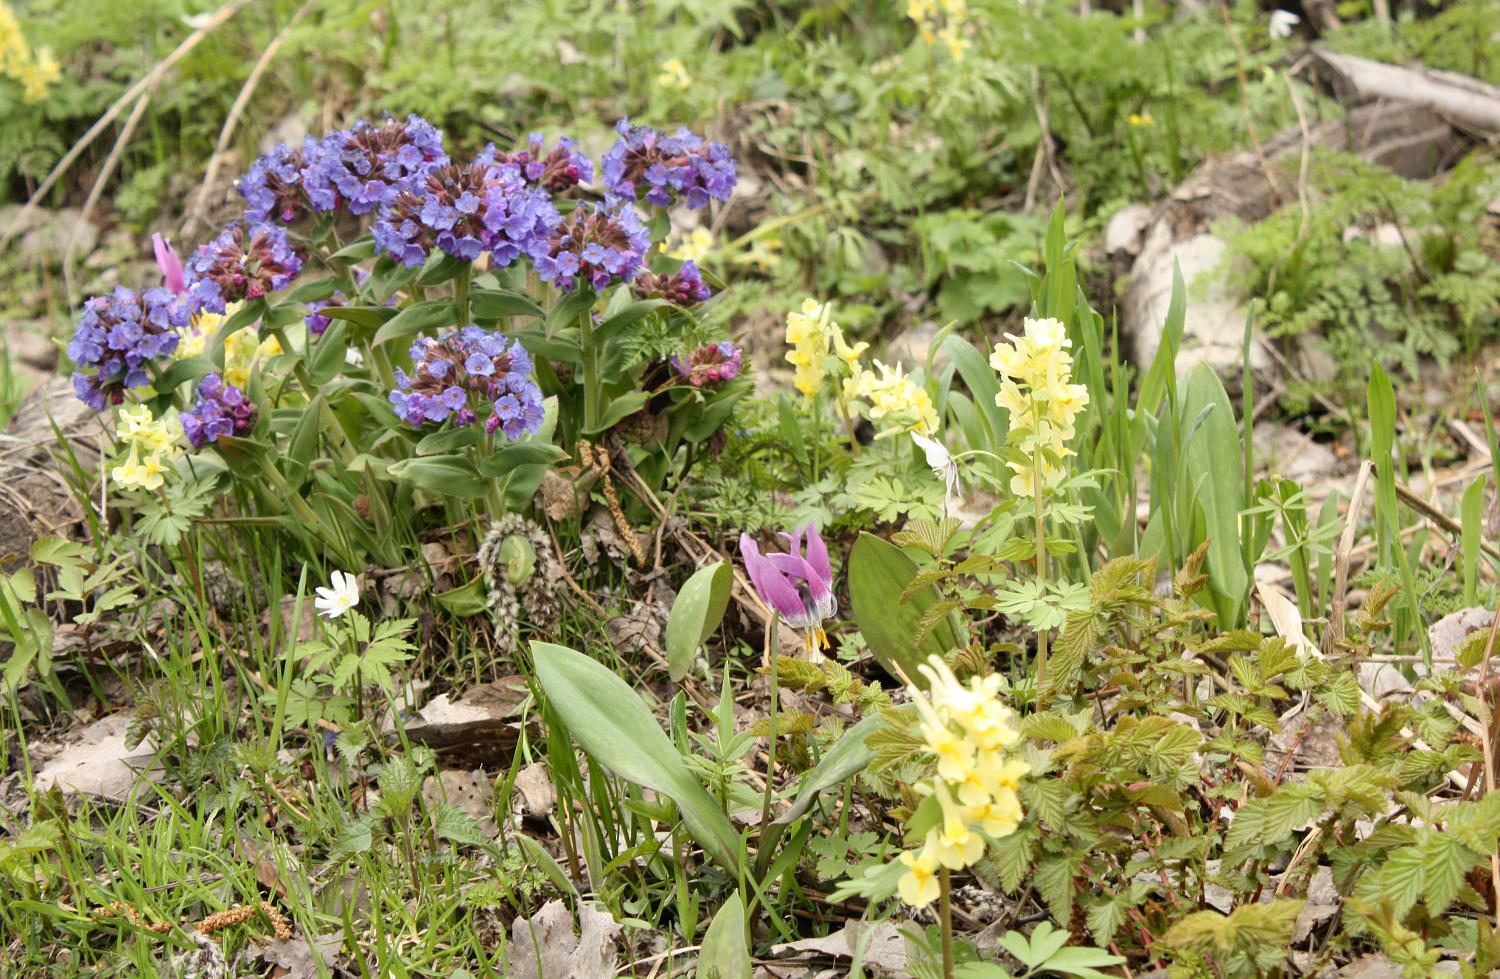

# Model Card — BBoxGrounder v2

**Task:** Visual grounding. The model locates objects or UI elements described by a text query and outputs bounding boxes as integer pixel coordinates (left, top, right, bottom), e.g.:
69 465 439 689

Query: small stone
1104 203 1153 256
18 208 98 262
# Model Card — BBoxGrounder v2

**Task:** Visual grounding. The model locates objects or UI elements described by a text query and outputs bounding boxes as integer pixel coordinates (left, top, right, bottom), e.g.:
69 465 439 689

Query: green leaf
514 833 580 900
665 561 732 682
476 441 568 479
154 355 215 394
434 578 487 616
321 305 398 331
470 288 545 321
1180 363 1247 627
372 300 456 346
547 286 597 330
306 321 349 387
696 892 751 979
386 454 487 499
433 802 490 848
775 714 882 825
283 395 322 489
586 390 650 434
593 298 669 346
848 533 964 685
415 426 483 455
282 277 341 305
530 642 741 872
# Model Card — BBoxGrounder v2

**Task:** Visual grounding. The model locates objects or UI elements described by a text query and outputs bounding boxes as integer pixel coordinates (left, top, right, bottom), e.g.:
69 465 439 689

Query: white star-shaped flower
314 570 360 619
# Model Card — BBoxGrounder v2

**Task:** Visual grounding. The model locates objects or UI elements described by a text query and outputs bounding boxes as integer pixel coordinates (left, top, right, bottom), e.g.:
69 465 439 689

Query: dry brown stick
1326 460 1375 652
1395 480 1500 563
0 0 258 248
1220 0 1285 205
186 0 316 237
63 87 156 306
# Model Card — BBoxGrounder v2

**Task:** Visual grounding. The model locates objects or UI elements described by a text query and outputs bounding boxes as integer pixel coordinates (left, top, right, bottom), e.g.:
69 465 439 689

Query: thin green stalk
454 266 472 328
759 617 780 833
579 310 601 432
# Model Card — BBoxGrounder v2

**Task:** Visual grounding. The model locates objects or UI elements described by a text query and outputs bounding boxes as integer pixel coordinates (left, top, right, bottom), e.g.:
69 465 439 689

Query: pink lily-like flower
739 523 837 650
153 233 185 296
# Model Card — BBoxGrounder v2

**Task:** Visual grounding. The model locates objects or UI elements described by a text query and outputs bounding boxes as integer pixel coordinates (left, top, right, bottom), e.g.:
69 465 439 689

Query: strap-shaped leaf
531 641 740 872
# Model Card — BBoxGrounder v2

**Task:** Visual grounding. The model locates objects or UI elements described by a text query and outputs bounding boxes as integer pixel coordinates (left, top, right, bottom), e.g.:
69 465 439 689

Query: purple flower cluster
67 287 189 410
372 153 559 268
672 341 742 387
602 119 736 209
185 223 303 313
500 134 593 194
635 260 711 306
301 115 448 216
534 203 650 292
238 139 316 224
181 373 258 447
389 328 544 439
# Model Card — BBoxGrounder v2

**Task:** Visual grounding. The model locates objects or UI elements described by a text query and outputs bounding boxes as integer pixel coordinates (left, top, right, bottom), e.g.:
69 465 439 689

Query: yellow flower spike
989 317 1089 499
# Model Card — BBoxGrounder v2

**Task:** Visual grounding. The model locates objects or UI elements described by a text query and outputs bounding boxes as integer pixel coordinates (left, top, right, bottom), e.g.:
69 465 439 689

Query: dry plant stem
187 0 316 236
1476 606 1500 927
1395 480 1500 563
1220 0 1285 205
0 0 257 247
65 87 155 306
939 868 956 979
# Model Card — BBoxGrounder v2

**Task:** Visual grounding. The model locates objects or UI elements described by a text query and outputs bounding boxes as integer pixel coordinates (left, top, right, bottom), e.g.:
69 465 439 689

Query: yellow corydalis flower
111 404 184 492
784 298 866 399
655 58 692 92
907 0 970 61
891 654 1028 909
223 327 282 390
844 360 939 437
666 226 713 264
0 3 59 103
989 316 1089 498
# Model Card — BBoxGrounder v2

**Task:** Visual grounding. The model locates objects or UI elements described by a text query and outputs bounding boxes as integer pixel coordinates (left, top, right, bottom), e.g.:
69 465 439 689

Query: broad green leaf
415 426 483 456
586 391 650 434
372 300 456 346
696 892 750 979
321 305 398 331
470 288 545 321
386 454 487 499
476 441 568 479
306 321 349 387
775 714 883 825
665 561 732 682
434 578 487 616
848 532 963 684
530 642 740 871
1180 363 1246 627
282 276 340 304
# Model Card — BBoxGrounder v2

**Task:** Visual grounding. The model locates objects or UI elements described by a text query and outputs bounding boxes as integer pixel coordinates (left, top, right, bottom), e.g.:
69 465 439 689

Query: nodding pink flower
739 523 837 650
153 233 185 296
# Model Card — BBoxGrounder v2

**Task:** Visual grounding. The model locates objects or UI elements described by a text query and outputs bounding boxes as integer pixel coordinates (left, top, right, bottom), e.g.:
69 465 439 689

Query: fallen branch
1302 47 1500 136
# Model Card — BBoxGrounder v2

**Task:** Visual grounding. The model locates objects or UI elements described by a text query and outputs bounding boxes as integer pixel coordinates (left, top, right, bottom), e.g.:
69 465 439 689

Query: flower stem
454 266 472 328
759 616 780 832
579 308 601 432
1035 474 1049 687
939 868 955 979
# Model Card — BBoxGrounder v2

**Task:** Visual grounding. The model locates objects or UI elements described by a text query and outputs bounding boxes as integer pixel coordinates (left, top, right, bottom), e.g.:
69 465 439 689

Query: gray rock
1125 230 1267 378
1104 203 1153 256
17 207 98 262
